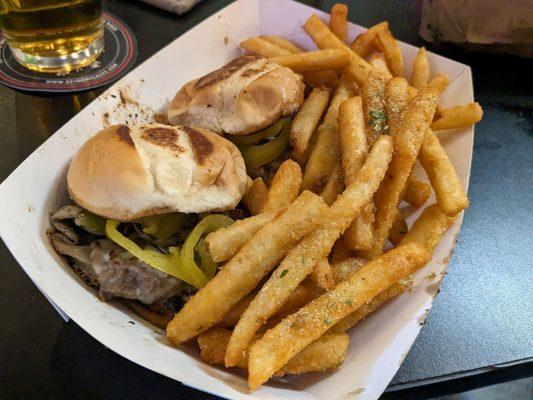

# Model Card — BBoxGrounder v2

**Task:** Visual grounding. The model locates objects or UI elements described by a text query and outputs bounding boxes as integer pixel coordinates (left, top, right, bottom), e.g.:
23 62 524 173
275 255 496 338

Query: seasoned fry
385 77 409 136
350 21 389 58
225 136 393 367
388 209 408 245
411 47 430 89
282 333 349 375
206 210 279 262
330 282 405 333
407 85 418 101
343 203 374 251
240 37 292 57
309 258 336 291
219 284 313 328
400 203 457 252
319 162 344 205
362 70 388 144
375 28 404 76
290 86 331 165
243 177 267 215
199 328 349 375
304 14 377 84
301 80 355 192
430 102 483 130
331 257 366 283
270 49 350 73
248 243 431 389
260 35 302 54
166 191 329 344
339 96 367 182
403 175 431 207
261 159 302 213
329 3 348 42
369 75 447 258
419 130 469 215
368 52 393 79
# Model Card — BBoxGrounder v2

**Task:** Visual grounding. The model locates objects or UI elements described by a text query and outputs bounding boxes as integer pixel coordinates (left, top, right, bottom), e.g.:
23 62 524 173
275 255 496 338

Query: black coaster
0 12 137 93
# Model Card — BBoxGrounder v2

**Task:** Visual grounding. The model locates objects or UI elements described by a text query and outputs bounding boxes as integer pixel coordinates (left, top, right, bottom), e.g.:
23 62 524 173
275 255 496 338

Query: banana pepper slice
238 118 291 170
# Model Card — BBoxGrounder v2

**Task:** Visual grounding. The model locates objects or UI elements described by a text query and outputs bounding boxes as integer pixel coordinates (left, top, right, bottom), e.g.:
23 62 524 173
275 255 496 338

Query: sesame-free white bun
167 55 304 135
67 124 248 221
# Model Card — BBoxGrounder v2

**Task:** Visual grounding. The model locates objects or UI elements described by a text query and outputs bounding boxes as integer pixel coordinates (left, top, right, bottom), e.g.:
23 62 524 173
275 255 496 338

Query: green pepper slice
179 214 234 287
136 213 193 240
229 118 284 146
195 238 217 279
239 118 291 170
74 210 106 235
105 220 203 288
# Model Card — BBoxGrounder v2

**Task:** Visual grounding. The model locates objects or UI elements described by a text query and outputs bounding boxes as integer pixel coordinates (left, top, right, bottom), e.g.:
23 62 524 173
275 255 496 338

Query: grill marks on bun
168 56 304 135
182 126 214 165
67 124 247 221
196 55 262 89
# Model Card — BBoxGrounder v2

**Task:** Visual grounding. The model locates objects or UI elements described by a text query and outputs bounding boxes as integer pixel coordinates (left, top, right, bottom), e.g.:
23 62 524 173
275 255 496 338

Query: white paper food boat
0 0 474 398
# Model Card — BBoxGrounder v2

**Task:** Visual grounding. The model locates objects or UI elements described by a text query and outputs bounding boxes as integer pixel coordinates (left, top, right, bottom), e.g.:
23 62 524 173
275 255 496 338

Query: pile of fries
166 3 483 390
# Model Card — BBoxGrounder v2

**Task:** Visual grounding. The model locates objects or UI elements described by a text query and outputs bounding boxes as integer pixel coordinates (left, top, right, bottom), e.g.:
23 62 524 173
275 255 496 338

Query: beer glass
0 0 104 73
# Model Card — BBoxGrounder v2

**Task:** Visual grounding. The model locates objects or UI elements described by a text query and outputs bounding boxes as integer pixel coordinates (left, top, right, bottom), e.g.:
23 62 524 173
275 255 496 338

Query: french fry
166 191 329 345
386 77 409 136
329 3 348 42
309 258 336 291
240 37 292 57
337 96 375 251
411 47 430 89
427 73 450 93
388 209 408 245
419 130 469 215
339 96 368 182
407 85 418 101
403 175 431 207
290 86 331 165
350 21 389 58
330 282 405 333
400 203 457 252
206 209 280 262
362 70 388 144
219 284 313 328
319 162 344 205
243 177 267 215
369 75 447 258
331 257 366 283
343 203 375 251
431 102 483 131
375 28 404 76
260 35 302 53
301 80 355 192
368 52 393 79
243 36 338 87
199 328 349 375
269 49 350 73
304 14 377 85
121 300 172 329
261 159 302 213
248 243 431 389
225 136 393 367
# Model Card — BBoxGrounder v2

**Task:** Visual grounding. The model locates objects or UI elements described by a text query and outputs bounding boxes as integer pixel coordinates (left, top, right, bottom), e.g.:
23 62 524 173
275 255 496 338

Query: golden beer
0 0 104 72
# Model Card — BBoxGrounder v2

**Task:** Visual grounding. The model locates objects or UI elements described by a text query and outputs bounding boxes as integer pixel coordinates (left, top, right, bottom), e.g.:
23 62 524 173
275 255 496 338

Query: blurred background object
139 0 202 14
0 0 104 72
419 0 533 58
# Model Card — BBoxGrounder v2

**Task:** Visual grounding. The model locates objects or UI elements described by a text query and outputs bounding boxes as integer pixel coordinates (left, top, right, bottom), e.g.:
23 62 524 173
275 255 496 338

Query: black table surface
1 0 532 399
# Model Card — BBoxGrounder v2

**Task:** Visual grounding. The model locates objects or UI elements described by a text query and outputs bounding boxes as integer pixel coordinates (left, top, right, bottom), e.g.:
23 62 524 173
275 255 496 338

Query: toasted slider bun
67 124 248 221
167 55 305 135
